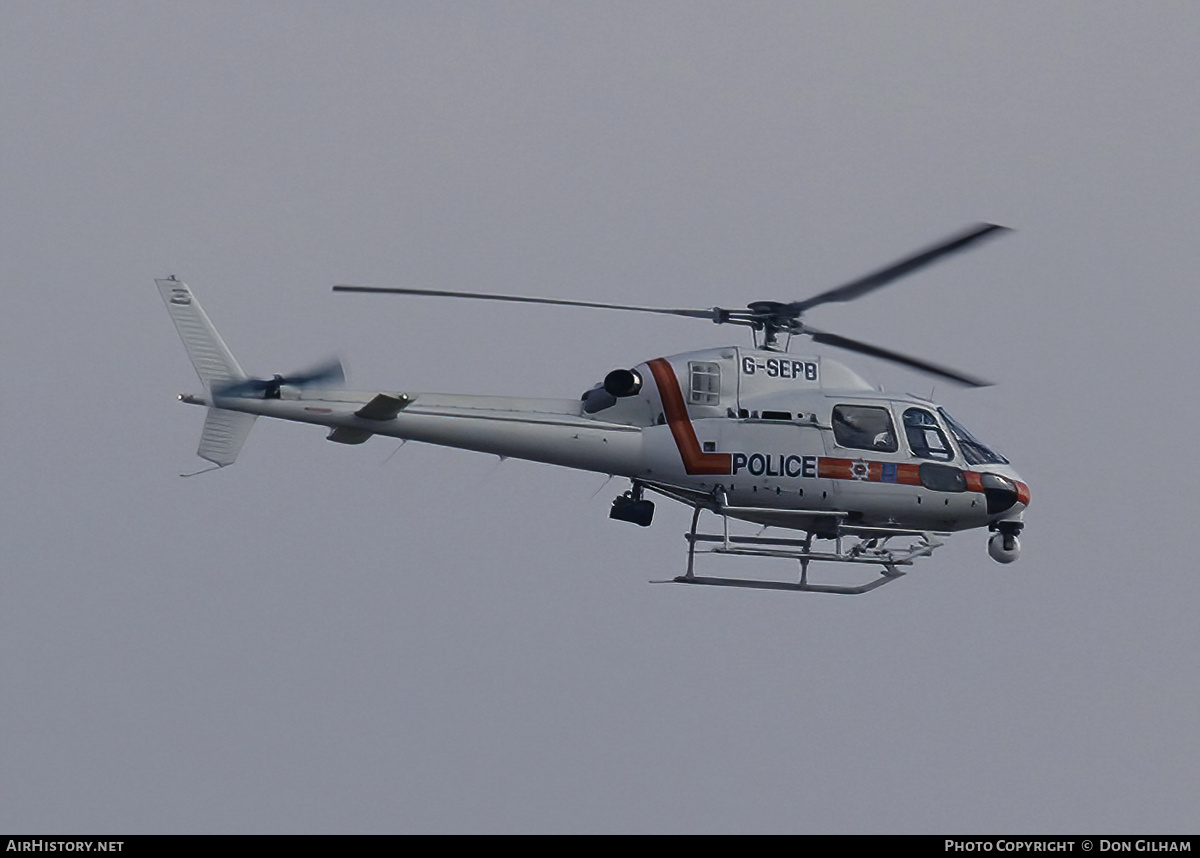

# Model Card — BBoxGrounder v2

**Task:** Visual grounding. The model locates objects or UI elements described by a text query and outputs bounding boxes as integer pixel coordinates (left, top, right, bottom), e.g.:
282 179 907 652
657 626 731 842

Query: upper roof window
688 362 721 405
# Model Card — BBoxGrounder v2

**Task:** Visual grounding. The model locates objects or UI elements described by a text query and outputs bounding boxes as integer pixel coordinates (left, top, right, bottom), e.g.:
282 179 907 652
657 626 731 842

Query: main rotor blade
334 285 721 321
806 327 993 387
788 223 1010 315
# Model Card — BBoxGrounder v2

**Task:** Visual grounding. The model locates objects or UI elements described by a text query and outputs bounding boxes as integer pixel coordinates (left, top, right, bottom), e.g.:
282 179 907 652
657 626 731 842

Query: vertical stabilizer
156 278 246 387
157 278 256 469
197 407 257 467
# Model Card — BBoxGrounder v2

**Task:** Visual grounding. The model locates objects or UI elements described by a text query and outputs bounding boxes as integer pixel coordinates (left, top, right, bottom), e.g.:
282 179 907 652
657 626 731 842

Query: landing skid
670 573 901 595
653 498 946 595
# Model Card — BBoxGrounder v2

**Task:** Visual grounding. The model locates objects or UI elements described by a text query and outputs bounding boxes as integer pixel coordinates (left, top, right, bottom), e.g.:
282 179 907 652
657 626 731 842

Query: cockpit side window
903 407 954 461
832 405 898 452
688 361 721 405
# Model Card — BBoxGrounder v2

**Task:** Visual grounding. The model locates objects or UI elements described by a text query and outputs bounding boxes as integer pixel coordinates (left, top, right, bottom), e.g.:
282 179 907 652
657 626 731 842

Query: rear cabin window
832 405 898 452
903 407 954 461
688 362 721 405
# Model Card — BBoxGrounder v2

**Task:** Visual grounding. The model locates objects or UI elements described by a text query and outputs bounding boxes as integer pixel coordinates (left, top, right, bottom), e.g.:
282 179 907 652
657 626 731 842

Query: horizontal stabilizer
326 393 413 445
326 427 373 445
355 393 412 421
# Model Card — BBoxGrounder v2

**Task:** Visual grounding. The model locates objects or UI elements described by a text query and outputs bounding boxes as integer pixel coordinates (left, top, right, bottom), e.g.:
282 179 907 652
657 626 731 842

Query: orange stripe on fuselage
647 357 733 476
818 457 921 485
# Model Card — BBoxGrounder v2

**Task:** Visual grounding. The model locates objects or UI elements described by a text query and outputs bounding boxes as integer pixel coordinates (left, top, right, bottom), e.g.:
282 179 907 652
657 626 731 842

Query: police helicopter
158 223 1028 594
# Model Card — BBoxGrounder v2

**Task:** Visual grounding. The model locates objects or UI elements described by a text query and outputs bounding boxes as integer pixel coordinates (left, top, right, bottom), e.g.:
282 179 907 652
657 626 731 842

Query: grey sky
2 2 1197 834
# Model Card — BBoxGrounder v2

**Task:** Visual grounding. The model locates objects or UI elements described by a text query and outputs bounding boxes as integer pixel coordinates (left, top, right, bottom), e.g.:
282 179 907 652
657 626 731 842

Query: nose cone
979 472 1031 515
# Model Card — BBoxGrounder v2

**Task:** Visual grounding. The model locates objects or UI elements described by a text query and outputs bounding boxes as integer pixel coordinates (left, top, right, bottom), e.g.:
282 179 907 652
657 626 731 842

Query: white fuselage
199 346 1029 535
